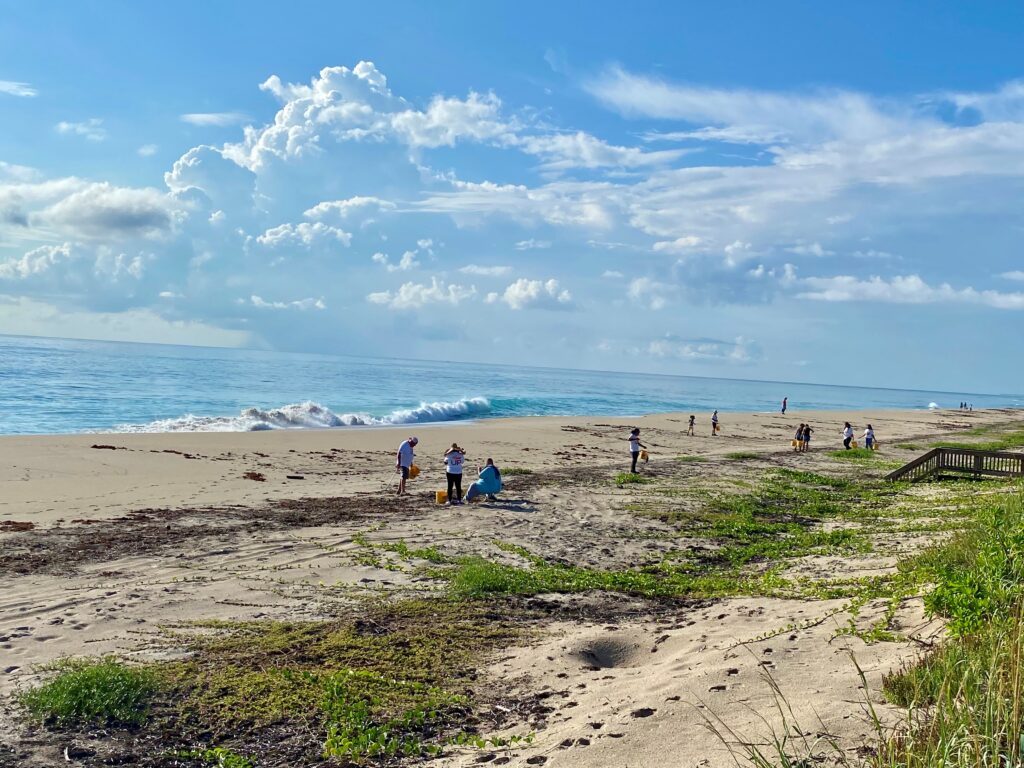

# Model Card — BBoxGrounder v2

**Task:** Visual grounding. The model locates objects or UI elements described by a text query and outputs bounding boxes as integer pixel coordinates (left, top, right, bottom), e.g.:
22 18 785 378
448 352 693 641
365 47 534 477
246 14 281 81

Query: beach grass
615 472 651 484
18 657 157 727
724 451 761 460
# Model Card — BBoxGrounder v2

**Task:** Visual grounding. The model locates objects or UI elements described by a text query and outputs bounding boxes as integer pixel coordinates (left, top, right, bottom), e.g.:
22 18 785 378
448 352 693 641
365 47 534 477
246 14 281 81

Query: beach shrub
725 451 760 460
615 472 650 484
19 657 157 727
931 429 1024 452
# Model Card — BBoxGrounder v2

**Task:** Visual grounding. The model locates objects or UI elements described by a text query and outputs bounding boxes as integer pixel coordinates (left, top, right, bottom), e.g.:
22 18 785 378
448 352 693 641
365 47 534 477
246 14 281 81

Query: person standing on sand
781 397 788 415
628 428 647 473
686 415 695 436
842 422 855 450
711 410 720 436
443 443 466 505
794 423 805 451
863 424 875 450
802 424 813 452
395 436 418 496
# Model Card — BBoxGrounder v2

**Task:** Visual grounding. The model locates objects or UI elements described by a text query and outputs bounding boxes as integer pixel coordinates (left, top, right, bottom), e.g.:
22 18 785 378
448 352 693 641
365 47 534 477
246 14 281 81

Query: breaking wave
114 397 492 433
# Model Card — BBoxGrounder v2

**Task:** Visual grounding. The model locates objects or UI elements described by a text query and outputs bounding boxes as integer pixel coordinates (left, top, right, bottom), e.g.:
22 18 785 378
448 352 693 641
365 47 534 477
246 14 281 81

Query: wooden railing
886 447 1024 482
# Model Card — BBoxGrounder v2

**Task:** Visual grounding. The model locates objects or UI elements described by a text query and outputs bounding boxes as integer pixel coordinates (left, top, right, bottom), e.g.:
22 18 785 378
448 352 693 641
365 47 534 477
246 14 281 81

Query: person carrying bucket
712 410 720 436
628 428 647 473
443 442 466 505
395 436 418 496
842 422 855 450
863 424 876 450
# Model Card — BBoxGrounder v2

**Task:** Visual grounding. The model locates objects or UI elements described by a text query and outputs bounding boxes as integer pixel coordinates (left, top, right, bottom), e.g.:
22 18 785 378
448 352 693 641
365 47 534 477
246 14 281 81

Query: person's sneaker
486 494 497 502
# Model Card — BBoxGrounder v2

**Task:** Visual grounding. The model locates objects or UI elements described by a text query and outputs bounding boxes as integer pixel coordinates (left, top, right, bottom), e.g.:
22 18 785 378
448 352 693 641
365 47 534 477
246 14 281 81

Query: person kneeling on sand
395 436 418 496
443 442 466 505
466 458 503 502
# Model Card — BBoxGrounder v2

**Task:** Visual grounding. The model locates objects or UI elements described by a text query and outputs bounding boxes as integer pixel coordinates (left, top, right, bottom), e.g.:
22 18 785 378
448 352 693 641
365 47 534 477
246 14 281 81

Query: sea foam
114 397 492 433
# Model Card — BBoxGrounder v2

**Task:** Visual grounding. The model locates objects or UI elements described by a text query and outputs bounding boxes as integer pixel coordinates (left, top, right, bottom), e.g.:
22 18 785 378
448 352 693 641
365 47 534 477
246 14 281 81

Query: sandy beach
2 406 1021 767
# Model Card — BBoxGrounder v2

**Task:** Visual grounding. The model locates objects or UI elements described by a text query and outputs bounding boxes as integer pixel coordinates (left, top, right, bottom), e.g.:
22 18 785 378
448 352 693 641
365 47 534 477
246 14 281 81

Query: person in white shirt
628 428 647 473
863 424 875 450
711 410 720 436
395 436 418 496
842 422 854 450
443 443 466 505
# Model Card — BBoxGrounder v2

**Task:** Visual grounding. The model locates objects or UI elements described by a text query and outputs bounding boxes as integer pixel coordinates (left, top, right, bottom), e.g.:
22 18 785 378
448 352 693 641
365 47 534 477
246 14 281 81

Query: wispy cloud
0 80 37 97
181 112 251 127
55 119 106 141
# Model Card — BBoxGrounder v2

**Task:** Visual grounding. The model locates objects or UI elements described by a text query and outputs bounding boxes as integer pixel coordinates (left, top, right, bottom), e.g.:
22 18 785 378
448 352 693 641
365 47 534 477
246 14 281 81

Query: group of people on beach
394 436 502 504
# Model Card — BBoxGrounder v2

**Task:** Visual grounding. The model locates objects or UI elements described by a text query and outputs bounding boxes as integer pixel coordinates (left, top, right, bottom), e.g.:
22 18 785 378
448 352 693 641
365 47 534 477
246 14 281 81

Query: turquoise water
0 335 1019 435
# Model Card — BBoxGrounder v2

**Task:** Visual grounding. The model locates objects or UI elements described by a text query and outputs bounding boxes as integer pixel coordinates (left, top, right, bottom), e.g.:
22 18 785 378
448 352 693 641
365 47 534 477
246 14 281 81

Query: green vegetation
675 454 705 462
173 747 255 768
931 428 1024 452
615 471 651 484
725 451 761 460
19 657 157 727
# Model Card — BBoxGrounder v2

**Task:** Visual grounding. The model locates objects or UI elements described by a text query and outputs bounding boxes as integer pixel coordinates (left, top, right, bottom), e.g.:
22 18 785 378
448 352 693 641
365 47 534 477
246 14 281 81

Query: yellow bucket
639 450 649 462
435 490 448 505
409 464 420 479
791 439 798 448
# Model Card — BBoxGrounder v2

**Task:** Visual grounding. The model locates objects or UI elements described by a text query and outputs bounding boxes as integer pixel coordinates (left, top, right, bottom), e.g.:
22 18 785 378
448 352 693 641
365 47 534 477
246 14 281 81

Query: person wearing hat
396 436 418 496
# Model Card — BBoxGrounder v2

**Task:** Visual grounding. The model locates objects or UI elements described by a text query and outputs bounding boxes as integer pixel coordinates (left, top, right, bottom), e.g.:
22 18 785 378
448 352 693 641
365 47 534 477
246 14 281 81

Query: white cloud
0 80 37 97
652 235 703 254
303 196 396 220
518 131 689 170
489 278 572 310
387 250 419 272
55 119 107 142
627 276 673 310
514 239 552 250
0 161 39 182
181 112 252 127
797 274 1024 310
645 334 759 363
250 294 326 310
137 144 159 157
367 277 476 309
0 243 77 279
999 270 1024 282
460 264 512 276
786 242 834 257
602 270 624 279
256 222 352 249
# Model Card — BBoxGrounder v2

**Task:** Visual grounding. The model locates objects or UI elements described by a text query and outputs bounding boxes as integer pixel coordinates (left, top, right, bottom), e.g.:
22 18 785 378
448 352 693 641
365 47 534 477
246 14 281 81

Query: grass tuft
725 451 761 460
615 472 651 484
19 657 157 727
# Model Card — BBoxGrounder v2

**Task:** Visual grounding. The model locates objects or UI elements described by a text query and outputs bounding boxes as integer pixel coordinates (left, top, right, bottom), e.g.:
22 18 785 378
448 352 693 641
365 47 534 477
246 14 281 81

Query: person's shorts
400 466 410 479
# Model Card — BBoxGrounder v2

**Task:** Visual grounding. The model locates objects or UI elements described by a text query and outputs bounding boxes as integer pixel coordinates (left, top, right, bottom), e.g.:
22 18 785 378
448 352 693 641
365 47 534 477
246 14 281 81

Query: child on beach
443 443 465 505
686 415 695 436
863 424 875 450
802 425 813 452
466 458 502 502
842 422 855 450
711 411 720 436
628 428 647 473
793 423 805 451
395 436 418 496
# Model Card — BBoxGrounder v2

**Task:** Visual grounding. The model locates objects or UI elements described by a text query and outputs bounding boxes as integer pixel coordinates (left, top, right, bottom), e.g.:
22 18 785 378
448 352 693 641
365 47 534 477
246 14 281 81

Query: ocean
0 335 1020 435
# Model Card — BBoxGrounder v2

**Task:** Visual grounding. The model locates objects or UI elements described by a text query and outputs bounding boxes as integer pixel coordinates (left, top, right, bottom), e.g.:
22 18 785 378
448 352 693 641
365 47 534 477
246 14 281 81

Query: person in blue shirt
466 458 503 502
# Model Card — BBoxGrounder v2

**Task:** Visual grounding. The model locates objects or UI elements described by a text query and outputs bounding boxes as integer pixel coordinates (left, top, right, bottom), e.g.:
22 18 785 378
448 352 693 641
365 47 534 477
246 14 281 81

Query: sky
1 1 1023 393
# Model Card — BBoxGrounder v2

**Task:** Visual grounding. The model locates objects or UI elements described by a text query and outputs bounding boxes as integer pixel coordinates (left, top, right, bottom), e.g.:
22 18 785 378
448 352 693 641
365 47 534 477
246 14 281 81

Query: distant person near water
842 422 855 450
395 436 418 496
443 443 466 505
628 428 647 473
686 415 695 436
466 458 502 502
781 397 788 414
712 411 720 436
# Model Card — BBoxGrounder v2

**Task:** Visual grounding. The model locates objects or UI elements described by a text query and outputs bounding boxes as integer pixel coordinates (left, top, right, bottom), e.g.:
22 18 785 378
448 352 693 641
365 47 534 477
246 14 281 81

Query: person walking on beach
793 423 805 451
686 415 695 436
863 424 876 450
781 397 788 415
628 428 647 473
443 442 466 505
395 436 418 496
842 422 855 450
711 410 720 436
802 424 813 452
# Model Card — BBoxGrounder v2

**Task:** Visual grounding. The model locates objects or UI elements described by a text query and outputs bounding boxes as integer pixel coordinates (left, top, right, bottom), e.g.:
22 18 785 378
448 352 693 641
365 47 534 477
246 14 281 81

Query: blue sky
1 1 1023 392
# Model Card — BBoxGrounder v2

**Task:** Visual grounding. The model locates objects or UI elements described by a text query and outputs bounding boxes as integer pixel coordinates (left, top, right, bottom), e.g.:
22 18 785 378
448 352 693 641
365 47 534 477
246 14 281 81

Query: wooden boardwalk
886 447 1024 482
